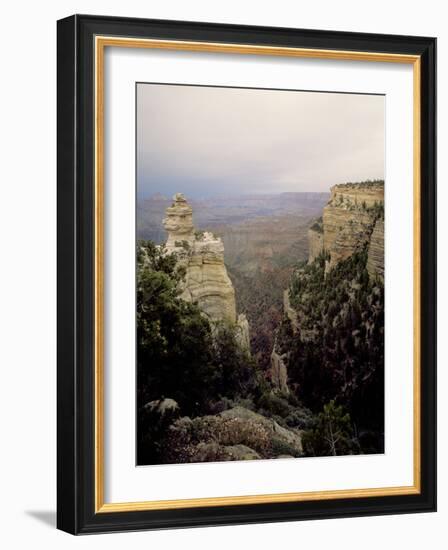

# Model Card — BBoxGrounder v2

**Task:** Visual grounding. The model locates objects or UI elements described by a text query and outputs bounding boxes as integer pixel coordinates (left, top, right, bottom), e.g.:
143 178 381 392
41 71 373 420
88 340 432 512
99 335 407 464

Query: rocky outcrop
163 194 237 324
367 218 384 280
270 349 289 395
235 313 251 351
163 194 250 347
270 289 301 394
165 406 303 462
179 232 237 323
163 193 195 252
219 407 303 456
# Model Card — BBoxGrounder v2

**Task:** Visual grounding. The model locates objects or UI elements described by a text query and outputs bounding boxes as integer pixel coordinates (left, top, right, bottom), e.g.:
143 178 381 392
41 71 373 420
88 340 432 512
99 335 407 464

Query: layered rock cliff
322 181 384 273
367 218 384 280
308 218 324 263
163 194 250 348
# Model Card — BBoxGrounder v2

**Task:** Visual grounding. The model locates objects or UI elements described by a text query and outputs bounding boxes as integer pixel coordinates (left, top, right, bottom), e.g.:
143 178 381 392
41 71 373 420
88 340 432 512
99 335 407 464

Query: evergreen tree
302 400 357 456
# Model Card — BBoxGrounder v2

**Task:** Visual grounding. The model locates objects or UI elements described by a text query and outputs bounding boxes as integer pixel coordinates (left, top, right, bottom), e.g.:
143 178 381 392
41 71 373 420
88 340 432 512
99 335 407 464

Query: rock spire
163 194 250 347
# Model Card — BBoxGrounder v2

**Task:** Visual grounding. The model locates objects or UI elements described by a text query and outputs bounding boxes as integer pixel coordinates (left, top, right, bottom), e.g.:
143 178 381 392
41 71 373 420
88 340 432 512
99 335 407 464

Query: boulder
219 406 303 456
165 406 303 463
145 398 179 417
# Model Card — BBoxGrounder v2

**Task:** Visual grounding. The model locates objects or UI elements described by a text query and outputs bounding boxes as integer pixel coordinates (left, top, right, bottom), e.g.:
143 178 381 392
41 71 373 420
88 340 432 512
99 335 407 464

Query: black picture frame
57 14 436 534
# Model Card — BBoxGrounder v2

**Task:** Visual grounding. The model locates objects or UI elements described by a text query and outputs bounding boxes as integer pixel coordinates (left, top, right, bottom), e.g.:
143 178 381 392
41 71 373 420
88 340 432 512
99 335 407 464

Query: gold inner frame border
94 35 421 513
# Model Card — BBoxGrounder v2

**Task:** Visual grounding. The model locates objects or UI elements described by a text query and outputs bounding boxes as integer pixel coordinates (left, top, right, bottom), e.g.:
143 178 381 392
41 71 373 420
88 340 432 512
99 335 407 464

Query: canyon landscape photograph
136 83 385 465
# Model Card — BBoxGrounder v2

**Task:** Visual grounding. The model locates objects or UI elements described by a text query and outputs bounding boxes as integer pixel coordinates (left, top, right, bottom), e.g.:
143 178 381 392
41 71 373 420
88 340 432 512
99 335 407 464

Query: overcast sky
137 83 384 199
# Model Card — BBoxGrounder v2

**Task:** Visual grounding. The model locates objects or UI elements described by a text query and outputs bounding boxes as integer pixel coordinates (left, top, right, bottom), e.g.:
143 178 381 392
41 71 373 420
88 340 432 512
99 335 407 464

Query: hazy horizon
144 189 332 201
137 84 385 200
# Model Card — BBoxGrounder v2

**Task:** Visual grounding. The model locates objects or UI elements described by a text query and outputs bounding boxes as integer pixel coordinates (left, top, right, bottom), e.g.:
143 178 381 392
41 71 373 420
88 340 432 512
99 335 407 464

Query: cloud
137 84 384 198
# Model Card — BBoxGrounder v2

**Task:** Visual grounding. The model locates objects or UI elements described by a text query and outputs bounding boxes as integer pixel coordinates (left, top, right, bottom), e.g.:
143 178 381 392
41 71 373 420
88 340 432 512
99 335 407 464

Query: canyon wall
308 220 324 263
270 181 384 394
367 218 385 280
321 182 384 272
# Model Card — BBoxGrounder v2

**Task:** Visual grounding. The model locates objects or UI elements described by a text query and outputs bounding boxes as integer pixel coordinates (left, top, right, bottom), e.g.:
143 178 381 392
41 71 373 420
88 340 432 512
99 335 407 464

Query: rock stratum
308 218 324 263
311 181 384 274
163 193 249 346
367 218 384 280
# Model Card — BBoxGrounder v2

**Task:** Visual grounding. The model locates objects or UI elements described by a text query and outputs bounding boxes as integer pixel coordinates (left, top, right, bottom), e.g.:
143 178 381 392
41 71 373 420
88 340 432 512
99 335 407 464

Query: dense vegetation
137 241 263 463
279 247 384 453
137 240 319 464
228 266 292 370
309 216 323 233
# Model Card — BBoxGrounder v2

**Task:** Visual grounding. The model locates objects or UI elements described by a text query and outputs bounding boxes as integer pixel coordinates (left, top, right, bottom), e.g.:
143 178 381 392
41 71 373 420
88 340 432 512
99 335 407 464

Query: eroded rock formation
163 193 195 252
270 349 290 395
163 194 250 345
163 193 236 323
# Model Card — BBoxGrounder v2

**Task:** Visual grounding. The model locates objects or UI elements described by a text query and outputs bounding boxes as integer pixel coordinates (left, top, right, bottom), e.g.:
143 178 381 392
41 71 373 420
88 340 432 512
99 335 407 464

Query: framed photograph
57 14 436 534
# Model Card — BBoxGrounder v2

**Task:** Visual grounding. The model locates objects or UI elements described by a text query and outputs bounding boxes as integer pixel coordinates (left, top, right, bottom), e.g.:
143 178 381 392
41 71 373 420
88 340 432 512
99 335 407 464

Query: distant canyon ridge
137 192 329 274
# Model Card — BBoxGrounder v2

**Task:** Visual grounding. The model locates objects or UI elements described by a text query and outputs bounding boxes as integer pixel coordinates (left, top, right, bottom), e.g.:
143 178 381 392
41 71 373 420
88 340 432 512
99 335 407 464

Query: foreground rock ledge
166 406 303 463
